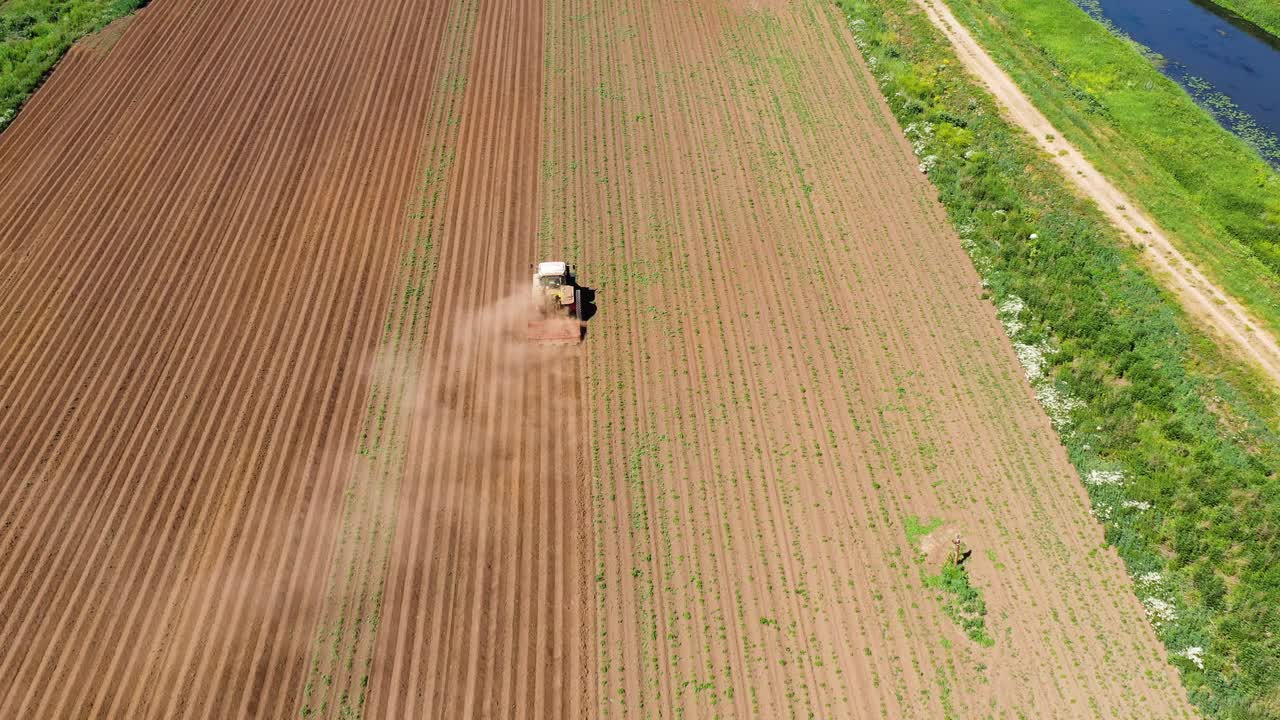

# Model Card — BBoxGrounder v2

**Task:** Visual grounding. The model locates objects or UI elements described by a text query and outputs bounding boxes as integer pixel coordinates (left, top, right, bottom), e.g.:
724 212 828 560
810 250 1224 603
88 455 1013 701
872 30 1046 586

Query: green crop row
838 0 1280 716
923 564 992 647
0 0 146 130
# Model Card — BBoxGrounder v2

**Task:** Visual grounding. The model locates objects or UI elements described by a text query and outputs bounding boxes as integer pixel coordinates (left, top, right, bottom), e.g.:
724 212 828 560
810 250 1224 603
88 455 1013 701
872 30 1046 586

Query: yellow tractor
527 261 582 344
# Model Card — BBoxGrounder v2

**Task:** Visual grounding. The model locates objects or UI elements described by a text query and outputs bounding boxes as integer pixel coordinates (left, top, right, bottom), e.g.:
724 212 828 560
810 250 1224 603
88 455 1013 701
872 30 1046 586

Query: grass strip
838 0 1280 715
1 0 147 130
1203 0 1280 40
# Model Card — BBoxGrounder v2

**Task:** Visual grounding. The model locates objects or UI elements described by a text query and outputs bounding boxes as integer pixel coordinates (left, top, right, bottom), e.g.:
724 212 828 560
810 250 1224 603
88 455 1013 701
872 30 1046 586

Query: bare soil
358 2 596 718
542 0 1199 716
0 0 596 716
1 0 446 715
0 0 1203 717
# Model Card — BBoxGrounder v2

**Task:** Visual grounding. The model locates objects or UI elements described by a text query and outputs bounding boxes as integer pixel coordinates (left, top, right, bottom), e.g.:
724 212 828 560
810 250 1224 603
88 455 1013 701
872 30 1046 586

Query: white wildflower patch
1003 311 1024 335
903 121 934 138
997 295 1026 337
999 296 1026 315
1036 384 1081 429
1085 469 1126 487
1123 499 1152 511
1180 646 1205 670
905 122 935 158
917 155 939 174
1013 342 1046 381
1137 571 1163 585
995 292 1081 427
1142 596 1178 625
848 20 868 49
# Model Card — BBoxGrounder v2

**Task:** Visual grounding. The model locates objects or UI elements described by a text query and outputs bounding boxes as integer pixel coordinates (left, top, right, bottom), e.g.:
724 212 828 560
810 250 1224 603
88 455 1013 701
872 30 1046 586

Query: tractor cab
531 261 577 317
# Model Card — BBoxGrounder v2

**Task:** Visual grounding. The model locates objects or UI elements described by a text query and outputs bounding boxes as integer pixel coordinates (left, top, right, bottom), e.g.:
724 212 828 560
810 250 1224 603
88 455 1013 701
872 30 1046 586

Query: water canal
1083 0 1280 164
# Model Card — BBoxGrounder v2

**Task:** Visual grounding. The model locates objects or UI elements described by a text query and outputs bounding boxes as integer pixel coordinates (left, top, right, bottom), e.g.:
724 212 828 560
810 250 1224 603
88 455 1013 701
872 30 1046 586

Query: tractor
527 261 582 344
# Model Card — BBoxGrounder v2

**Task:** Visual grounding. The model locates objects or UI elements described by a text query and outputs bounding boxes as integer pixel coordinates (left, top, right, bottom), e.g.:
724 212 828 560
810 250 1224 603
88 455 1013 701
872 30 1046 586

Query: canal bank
1199 0 1280 40
1076 0 1280 166
913 0 1280 385
926 0 1280 345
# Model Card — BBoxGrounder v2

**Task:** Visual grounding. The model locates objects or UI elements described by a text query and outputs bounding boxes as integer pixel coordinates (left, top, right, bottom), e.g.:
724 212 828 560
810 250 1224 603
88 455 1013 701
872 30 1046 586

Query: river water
1085 0 1280 164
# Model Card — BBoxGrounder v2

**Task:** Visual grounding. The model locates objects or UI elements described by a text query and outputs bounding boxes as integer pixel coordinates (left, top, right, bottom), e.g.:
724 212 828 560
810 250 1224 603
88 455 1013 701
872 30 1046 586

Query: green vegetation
0 0 145 131
904 514 943 546
933 0 1280 338
924 564 993 647
1205 0 1280 39
903 518 993 647
839 0 1280 716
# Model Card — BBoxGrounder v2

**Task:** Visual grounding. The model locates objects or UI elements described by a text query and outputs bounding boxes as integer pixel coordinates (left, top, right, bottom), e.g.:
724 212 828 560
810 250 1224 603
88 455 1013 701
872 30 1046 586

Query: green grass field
840 0 1280 715
1 0 147 130
1206 0 1280 39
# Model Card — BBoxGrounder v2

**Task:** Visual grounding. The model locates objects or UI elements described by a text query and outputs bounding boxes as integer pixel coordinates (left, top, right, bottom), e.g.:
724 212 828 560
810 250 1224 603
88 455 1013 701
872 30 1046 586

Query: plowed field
0 0 1195 718
543 0 1197 717
0 0 589 716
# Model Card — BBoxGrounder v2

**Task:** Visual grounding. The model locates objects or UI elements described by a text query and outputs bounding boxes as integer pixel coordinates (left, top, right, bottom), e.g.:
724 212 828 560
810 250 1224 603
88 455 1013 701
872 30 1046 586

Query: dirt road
918 0 1280 386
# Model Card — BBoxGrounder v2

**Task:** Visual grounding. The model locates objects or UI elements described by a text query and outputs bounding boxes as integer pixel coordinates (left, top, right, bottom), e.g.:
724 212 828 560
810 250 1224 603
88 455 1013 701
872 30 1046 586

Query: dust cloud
409 284 582 520
140 287 585 715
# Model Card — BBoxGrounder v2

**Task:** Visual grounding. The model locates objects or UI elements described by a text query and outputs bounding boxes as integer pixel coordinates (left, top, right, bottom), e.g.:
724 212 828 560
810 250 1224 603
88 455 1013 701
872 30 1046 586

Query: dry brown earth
0 0 449 711
0 0 1203 717
0 0 591 717
542 0 1199 717
355 2 596 718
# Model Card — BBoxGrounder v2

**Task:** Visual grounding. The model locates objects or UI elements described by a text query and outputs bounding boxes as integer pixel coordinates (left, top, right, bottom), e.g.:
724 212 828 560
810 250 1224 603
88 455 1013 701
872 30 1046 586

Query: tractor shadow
577 285 598 324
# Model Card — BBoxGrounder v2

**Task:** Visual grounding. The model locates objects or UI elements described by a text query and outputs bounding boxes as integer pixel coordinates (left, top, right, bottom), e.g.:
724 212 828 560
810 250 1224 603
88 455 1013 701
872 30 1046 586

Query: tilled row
544 0 1196 717
0 0 454 716
365 0 595 717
